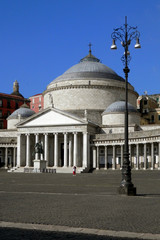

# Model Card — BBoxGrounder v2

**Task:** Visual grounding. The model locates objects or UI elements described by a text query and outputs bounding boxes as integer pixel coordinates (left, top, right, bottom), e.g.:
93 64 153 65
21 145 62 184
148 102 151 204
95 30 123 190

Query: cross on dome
88 42 92 53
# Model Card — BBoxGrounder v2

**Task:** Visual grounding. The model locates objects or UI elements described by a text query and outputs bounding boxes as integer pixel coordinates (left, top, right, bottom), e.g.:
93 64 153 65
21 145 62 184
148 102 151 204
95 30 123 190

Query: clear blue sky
0 0 160 98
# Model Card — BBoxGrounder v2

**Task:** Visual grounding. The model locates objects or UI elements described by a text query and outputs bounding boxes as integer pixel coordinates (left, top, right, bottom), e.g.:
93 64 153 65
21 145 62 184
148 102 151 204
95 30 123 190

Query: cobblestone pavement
0 170 160 239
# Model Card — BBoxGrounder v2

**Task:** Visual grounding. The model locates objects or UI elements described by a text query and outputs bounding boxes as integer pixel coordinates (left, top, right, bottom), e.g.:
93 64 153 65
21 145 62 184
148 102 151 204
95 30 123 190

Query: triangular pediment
17 108 86 127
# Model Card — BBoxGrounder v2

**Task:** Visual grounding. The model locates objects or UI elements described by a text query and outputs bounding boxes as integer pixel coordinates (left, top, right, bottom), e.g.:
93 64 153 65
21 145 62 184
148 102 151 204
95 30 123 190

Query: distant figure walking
73 166 76 176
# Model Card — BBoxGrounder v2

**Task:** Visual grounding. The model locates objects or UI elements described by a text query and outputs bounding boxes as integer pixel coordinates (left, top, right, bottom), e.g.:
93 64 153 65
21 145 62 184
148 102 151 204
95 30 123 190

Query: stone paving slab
0 170 160 239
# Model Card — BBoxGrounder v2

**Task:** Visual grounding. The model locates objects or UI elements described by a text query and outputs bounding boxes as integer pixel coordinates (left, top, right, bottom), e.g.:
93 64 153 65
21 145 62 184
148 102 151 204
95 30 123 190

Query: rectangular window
144 109 148 114
151 115 154 123
100 149 104 154
144 100 147 105
8 150 11 154
154 147 157 152
0 110 2 117
7 101 10 108
39 97 41 102
159 115 160 121
0 99 2 107
0 121 3 129
32 98 35 104
15 102 18 109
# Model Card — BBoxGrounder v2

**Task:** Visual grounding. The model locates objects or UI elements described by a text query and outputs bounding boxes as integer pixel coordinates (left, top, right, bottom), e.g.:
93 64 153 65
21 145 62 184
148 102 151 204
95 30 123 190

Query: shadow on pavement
0 227 145 240
136 194 160 197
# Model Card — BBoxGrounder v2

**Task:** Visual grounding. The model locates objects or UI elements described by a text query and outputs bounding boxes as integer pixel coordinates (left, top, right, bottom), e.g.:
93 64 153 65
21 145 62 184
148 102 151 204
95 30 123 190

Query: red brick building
29 93 44 113
0 80 30 129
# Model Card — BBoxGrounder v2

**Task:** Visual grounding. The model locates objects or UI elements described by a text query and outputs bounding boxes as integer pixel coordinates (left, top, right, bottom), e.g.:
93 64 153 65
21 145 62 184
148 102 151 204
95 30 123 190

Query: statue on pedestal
33 141 43 160
49 93 54 108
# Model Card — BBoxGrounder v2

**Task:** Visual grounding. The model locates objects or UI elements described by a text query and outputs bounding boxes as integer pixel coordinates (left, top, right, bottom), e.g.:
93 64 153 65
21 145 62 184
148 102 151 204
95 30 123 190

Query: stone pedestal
33 160 46 172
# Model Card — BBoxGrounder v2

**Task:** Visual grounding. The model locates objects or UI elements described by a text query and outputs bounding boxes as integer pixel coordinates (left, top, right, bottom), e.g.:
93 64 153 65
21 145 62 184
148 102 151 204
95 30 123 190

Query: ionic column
52 134 54 166
83 132 88 168
13 147 16 167
17 134 21 167
54 133 58 167
104 146 108 169
96 146 99 169
151 142 154 170
144 143 147 170
25 134 30 167
64 133 68 167
5 147 8 169
158 142 160 170
69 134 73 167
44 133 49 166
121 145 123 168
35 134 39 160
88 133 90 167
136 144 139 170
73 132 78 166
92 146 96 168
112 145 116 170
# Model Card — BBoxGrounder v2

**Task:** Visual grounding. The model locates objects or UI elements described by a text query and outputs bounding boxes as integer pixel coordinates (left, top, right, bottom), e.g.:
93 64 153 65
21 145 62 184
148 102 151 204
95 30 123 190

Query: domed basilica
1 49 160 172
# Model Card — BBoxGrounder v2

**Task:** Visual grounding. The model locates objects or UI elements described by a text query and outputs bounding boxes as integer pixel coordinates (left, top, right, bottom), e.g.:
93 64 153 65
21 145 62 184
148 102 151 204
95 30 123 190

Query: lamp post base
118 184 136 196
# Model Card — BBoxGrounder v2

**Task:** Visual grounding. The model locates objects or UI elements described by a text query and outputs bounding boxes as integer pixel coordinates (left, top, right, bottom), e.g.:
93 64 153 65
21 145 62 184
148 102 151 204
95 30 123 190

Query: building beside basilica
0 49 160 172
0 80 30 129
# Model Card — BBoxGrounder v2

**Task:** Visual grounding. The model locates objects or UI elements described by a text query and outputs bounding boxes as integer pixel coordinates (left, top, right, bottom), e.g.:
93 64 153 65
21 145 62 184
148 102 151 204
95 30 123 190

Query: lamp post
111 16 141 196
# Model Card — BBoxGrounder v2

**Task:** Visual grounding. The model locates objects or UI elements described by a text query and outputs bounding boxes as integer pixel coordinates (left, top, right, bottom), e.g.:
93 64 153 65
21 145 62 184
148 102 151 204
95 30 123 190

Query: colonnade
17 131 89 169
1 138 160 171
0 146 17 168
93 142 160 170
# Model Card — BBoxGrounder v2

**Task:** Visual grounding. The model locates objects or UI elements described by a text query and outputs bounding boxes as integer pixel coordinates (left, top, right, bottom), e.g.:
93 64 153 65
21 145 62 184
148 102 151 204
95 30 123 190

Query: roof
103 101 138 114
0 92 25 100
29 93 43 98
8 104 35 119
10 91 24 98
48 51 124 87
0 137 17 144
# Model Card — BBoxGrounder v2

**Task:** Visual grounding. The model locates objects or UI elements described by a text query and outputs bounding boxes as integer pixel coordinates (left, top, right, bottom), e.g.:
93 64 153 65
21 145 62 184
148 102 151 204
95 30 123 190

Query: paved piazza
0 170 160 240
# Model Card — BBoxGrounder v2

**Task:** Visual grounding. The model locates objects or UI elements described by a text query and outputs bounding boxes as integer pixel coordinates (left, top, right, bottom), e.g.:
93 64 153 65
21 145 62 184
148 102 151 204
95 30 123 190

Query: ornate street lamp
111 16 141 196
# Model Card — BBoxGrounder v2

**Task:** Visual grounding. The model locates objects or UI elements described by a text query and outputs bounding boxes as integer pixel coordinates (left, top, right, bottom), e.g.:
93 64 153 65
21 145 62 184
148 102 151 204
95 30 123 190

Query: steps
7 166 90 174
8 167 24 173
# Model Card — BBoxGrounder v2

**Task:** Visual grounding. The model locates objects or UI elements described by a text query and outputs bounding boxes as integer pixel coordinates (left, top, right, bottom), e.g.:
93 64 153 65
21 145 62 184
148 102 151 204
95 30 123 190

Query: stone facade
29 93 44 113
0 51 160 172
137 94 160 124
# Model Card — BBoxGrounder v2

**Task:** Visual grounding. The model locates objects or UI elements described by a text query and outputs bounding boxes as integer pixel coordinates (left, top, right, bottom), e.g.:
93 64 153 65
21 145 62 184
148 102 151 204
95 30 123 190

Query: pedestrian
73 166 76 176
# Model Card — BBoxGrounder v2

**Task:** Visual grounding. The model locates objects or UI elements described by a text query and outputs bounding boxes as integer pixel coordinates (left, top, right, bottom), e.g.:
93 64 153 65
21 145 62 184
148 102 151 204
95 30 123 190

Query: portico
14 107 96 172
16 131 90 169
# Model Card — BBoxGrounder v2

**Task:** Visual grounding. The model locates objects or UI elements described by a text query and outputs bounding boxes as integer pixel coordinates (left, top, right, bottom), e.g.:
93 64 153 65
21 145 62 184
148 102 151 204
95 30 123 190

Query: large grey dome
48 51 124 85
103 101 137 114
8 104 35 119
44 50 138 120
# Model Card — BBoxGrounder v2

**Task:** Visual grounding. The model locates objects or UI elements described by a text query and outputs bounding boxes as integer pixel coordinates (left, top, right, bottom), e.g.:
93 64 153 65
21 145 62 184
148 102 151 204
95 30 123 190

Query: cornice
43 84 138 97
92 135 160 146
